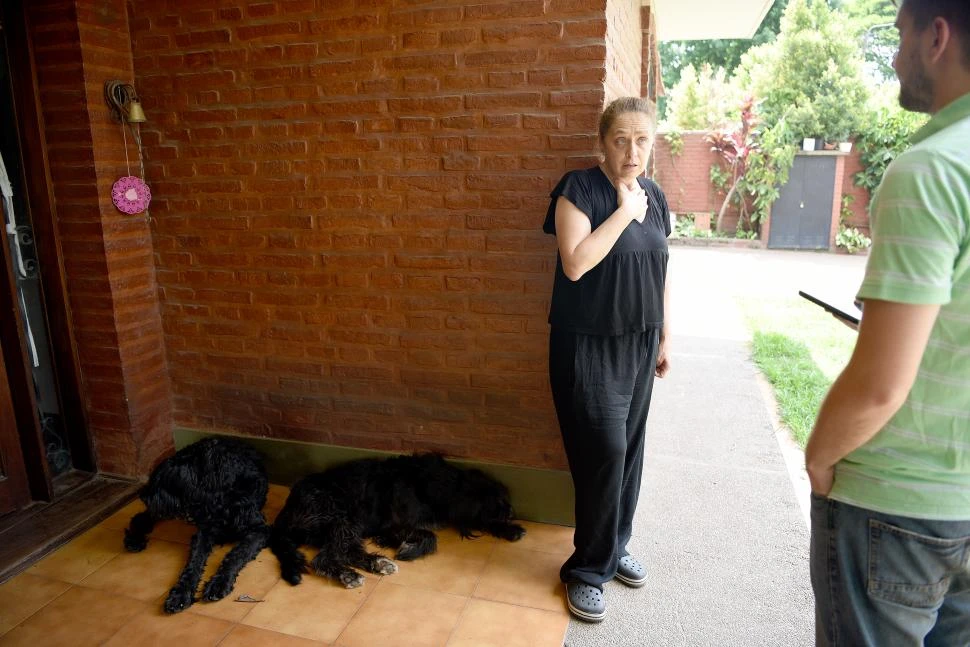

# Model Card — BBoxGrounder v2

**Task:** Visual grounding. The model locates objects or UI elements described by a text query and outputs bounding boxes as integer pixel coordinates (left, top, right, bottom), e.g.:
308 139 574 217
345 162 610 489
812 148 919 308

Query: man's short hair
901 0 970 66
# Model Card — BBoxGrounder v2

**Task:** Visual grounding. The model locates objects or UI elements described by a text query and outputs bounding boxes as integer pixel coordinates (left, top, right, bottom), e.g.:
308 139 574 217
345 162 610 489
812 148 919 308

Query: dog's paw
339 571 365 589
375 557 398 575
497 523 526 542
163 587 194 614
123 532 148 553
201 575 234 602
395 542 420 561
282 570 303 586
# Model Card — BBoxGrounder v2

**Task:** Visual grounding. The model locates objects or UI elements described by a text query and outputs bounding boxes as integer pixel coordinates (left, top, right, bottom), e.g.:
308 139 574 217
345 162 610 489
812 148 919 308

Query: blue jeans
810 493 970 646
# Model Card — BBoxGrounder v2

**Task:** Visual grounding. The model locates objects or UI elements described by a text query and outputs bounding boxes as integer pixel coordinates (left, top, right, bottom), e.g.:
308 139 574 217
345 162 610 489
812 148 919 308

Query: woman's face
600 111 654 185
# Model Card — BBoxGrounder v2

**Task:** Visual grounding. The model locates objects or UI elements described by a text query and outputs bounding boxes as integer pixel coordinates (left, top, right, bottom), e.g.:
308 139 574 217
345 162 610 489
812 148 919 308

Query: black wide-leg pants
549 326 660 589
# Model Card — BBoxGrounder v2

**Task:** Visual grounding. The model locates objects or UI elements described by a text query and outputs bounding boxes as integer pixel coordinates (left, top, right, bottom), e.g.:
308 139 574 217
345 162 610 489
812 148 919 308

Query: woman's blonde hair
598 97 657 140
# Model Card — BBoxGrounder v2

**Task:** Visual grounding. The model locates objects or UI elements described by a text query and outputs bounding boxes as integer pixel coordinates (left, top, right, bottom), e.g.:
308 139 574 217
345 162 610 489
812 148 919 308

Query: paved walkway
564 247 867 646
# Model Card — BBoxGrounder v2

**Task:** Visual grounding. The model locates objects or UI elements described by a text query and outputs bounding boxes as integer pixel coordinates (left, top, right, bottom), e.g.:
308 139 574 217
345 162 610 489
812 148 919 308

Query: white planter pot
838 141 853 153
802 138 816 152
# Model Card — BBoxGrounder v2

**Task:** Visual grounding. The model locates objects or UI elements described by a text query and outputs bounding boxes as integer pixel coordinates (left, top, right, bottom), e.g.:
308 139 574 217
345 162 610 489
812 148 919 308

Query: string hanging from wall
104 80 151 216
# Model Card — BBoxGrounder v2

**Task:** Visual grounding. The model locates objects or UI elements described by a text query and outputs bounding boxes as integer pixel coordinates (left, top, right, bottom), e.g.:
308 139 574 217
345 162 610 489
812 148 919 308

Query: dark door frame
1 0 94 501
0 281 31 515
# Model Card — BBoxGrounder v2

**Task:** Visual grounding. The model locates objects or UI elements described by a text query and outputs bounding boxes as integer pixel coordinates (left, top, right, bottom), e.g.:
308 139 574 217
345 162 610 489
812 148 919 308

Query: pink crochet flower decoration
111 176 151 215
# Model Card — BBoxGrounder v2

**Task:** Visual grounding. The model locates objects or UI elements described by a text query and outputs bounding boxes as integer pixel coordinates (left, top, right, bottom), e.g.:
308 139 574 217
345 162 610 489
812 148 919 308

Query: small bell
127 100 147 123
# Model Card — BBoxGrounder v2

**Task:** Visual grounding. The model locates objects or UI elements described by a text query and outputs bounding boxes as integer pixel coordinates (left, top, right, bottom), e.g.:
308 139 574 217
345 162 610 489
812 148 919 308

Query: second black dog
270 453 526 588
124 436 271 613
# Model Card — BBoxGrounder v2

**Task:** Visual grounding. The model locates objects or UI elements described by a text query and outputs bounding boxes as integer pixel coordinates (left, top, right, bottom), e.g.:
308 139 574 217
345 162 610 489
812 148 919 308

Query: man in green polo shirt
805 0 970 644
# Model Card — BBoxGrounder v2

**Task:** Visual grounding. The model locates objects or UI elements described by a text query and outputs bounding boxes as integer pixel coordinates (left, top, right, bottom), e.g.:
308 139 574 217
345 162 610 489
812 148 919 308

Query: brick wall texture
604 0 641 101
88 0 648 471
828 154 846 248
28 0 173 476
25 0 876 476
840 149 871 234
653 131 724 218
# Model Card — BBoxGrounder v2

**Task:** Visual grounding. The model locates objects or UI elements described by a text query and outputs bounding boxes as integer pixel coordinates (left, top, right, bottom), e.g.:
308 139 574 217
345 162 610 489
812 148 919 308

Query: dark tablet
798 290 861 325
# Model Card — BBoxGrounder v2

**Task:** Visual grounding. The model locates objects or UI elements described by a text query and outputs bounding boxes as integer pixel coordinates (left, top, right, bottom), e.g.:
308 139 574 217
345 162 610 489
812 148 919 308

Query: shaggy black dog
124 437 271 613
270 453 526 588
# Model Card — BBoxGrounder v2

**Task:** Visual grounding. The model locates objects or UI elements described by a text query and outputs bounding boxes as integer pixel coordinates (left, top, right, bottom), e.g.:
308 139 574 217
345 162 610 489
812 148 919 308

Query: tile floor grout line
5 515 573 646
0 574 74 639
364 550 492 598
73 547 125 590
459 595 568 615
467 538 498 602
224 574 281 626
329 569 385 647
218 622 329 646
441 593 474 647
473 541 572 616
468 594 564 615
95 591 145 647
72 579 147 600
210 620 238 647
441 538 498 647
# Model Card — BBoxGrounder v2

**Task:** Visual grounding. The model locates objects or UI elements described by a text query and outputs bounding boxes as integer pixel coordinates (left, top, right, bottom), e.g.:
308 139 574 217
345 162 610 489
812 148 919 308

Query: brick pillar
605 0 642 101
28 0 172 476
829 154 847 250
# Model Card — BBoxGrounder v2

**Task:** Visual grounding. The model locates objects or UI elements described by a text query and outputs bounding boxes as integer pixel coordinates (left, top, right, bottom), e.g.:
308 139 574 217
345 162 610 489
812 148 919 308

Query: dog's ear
464 468 512 502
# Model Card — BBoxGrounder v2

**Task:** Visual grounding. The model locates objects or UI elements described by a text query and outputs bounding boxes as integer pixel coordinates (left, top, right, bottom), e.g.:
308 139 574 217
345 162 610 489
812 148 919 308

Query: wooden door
768 155 837 250
0 332 30 515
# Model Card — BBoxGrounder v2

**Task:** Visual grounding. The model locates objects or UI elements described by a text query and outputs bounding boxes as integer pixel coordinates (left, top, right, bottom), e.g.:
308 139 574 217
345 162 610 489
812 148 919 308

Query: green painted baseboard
174 428 575 527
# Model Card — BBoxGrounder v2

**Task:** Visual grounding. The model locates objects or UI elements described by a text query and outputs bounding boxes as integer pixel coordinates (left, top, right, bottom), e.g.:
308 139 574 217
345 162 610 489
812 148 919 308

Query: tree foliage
737 112 797 229
659 0 789 93
663 64 741 131
658 0 908 235
739 0 869 143
705 97 759 231
834 0 899 82
854 85 928 193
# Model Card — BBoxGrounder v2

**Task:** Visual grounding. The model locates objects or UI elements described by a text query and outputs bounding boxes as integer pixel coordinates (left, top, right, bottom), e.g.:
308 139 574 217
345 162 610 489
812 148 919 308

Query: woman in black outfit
543 96 671 622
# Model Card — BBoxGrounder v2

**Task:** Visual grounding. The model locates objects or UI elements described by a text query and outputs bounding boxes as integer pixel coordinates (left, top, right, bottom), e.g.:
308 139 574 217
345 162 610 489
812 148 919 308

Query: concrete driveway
563 246 867 647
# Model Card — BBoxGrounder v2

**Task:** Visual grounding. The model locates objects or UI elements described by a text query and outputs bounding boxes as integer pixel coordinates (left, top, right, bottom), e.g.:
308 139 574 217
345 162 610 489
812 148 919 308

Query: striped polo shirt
830 91 970 520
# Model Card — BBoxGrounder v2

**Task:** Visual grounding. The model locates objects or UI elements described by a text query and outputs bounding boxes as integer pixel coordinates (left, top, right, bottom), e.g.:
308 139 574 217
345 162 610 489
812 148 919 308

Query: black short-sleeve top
542 166 671 336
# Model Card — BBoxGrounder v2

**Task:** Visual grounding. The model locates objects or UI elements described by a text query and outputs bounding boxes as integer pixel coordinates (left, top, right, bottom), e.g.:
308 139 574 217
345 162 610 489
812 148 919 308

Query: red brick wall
27 0 173 476
604 0 640 101
829 155 846 248
653 131 870 235
128 0 627 470
653 130 723 218
640 6 658 101
840 146 870 234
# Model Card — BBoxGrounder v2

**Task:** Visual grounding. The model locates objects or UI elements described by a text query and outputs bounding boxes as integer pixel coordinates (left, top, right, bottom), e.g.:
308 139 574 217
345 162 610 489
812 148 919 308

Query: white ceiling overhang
647 0 776 41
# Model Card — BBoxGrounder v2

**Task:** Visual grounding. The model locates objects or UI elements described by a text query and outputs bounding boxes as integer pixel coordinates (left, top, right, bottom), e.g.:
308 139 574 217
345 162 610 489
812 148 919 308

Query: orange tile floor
0 485 572 647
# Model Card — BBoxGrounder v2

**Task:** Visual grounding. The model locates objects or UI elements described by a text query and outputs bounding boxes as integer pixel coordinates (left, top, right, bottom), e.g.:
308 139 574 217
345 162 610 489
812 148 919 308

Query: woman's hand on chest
616 180 648 224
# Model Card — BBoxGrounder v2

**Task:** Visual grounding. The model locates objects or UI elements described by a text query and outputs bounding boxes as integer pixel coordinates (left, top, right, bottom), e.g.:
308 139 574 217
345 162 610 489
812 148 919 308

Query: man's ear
927 16 952 64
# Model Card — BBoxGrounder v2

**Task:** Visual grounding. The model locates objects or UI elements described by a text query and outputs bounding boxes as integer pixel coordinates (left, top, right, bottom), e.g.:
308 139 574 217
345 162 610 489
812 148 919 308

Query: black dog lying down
124 437 271 613
270 453 526 588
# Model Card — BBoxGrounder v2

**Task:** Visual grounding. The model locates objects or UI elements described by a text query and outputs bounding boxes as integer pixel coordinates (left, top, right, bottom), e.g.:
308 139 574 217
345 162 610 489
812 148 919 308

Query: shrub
836 226 872 254
739 0 869 145
855 85 929 193
705 97 759 232
664 130 684 157
663 64 741 131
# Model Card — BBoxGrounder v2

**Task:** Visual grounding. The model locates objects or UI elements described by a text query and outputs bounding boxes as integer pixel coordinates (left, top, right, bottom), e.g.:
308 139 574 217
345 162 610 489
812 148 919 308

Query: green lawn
737 296 857 446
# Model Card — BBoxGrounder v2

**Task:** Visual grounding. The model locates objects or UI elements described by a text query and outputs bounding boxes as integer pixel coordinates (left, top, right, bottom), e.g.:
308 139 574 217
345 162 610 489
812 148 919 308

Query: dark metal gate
768 155 836 250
